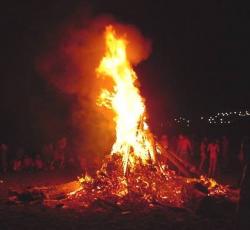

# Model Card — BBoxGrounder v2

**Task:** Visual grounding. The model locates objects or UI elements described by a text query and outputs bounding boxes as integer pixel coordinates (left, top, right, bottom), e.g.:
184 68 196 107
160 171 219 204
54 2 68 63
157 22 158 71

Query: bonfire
9 25 231 211
55 25 229 210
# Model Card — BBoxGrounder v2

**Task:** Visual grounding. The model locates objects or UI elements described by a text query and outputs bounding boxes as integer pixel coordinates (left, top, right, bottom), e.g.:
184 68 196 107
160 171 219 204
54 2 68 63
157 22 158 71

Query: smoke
37 13 151 163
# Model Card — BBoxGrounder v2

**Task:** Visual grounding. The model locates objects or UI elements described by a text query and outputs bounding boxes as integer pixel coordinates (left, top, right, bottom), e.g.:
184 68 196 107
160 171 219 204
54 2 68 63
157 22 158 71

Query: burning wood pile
53 155 232 210
8 25 235 213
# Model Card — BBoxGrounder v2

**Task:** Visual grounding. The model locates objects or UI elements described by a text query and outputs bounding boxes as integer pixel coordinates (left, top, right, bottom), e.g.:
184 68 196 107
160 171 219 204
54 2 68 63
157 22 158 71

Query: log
158 146 190 177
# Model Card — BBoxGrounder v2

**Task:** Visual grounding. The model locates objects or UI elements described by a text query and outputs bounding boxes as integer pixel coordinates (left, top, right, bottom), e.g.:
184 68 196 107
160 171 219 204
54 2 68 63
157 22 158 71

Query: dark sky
1 0 250 145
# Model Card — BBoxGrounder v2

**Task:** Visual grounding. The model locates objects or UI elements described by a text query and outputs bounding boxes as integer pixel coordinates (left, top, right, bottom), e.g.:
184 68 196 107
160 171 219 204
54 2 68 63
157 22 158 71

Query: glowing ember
199 175 229 196
96 25 155 174
186 175 229 197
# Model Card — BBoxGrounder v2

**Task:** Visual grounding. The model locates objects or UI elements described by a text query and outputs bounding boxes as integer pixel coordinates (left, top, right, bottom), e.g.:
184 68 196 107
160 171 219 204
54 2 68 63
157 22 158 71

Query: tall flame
96 25 155 174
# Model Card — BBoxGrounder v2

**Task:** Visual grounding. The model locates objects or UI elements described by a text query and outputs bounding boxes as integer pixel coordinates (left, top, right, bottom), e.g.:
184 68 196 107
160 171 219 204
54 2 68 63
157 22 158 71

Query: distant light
201 116 204 120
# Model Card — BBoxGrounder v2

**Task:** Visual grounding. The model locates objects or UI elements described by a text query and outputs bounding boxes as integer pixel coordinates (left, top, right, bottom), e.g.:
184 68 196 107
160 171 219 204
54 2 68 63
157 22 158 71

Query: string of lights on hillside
174 117 190 127
204 110 250 125
172 110 250 127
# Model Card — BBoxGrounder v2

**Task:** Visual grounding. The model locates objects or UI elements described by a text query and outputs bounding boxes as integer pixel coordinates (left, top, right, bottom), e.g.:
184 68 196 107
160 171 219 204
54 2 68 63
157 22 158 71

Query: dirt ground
0 170 237 230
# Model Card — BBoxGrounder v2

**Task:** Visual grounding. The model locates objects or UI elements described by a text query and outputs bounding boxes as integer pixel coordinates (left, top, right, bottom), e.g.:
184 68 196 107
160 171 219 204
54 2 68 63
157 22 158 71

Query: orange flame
96 25 155 174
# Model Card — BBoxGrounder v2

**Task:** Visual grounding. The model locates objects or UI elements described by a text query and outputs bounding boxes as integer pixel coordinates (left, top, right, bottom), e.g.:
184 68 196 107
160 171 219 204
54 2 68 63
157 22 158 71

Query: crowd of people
0 134 247 178
159 133 244 178
0 137 77 173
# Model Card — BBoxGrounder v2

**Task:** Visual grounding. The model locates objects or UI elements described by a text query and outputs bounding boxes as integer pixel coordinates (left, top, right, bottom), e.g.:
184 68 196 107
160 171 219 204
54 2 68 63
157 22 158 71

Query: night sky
1 0 250 146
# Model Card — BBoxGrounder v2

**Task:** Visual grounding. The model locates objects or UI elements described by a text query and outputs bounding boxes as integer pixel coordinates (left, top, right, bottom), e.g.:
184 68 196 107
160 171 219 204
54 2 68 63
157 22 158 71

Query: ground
0 169 238 230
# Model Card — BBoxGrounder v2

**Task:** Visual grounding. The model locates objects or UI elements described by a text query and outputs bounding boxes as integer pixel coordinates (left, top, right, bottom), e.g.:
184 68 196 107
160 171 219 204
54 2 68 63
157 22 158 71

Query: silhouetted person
238 139 245 169
236 137 250 230
52 137 67 169
199 137 208 172
23 154 34 171
0 144 8 173
158 134 169 163
159 134 169 150
13 148 24 172
221 135 229 169
13 158 22 172
42 143 54 170
207 139 219 177
176 134 192 162
34 154 44 170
